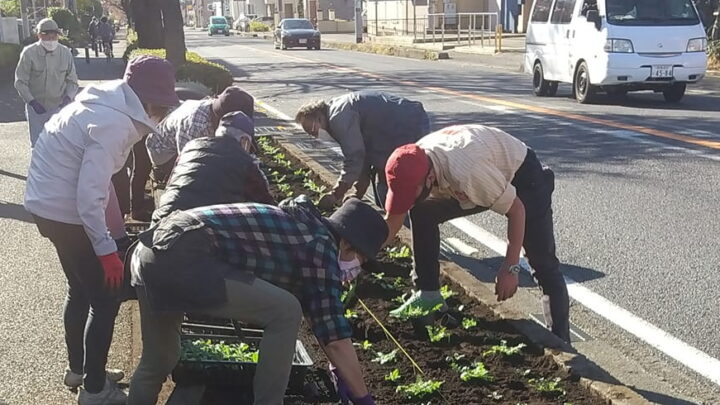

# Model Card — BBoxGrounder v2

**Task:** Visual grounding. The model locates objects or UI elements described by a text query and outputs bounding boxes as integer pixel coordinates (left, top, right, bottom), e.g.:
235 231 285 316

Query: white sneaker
77 378 127 405
64 368 125 388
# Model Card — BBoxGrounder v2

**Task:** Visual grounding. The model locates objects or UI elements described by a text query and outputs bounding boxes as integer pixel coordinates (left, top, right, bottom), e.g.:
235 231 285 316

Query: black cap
324 198 388 260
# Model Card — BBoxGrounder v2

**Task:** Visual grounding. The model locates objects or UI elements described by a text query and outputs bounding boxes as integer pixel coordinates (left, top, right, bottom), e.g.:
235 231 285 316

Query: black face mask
415 182 432 204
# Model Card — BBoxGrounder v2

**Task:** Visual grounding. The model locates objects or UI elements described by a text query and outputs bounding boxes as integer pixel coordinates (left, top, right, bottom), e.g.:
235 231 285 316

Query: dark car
274 18 321 50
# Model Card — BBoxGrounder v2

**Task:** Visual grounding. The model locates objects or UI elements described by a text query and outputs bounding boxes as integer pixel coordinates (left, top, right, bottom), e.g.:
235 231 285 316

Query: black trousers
34 216 120 392
111 136 153 215
409 149 570 341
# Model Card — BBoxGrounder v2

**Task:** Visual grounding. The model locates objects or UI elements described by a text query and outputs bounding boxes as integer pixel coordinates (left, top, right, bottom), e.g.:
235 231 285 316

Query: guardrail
367 12 501 51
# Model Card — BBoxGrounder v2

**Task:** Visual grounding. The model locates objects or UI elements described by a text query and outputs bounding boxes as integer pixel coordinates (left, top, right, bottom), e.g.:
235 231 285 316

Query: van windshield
606 0 700 25
212 17 227 25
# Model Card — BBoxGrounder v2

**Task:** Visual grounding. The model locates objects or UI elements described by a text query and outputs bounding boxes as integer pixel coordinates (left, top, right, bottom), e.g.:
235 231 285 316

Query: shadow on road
635 389 702 405
0 201 33 223
0 169 27 181
0 83 26 124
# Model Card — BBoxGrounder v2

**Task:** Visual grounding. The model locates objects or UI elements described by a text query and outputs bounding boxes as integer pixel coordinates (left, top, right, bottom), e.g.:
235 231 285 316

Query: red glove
98 252 123 290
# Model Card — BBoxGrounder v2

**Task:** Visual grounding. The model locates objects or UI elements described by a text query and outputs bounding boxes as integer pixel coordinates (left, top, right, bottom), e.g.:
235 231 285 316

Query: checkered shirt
146 99 215 166
186 203 351 344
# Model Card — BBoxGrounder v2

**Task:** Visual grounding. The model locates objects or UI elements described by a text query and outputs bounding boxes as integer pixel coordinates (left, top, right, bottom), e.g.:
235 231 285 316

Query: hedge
0 42 21 69
249 21 270 32
710 40 720 70
129 48 233 95
122 28 139 62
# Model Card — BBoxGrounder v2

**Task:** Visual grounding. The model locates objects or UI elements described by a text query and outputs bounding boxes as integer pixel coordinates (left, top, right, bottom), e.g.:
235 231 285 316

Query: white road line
448 217 720 386
444 237 479 256
257 97 720 386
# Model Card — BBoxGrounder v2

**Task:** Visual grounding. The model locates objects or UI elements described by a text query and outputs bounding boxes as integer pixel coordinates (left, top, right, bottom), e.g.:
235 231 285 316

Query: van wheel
663 83 686 103
532 62 557 97
574 62 596 104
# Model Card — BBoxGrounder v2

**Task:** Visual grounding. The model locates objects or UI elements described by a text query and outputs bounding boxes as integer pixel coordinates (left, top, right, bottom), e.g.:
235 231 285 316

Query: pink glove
98 252 123 290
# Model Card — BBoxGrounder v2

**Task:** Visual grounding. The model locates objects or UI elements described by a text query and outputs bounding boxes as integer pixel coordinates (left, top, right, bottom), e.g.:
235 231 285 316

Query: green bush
0 42 21 69
0 0 20 17
123 28 139 62
129 48 233 95
49 7 88 46
249 21 270 32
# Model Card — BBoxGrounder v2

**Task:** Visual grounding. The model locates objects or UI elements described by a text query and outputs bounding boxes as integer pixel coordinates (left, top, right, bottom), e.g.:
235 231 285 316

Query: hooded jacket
25 80 157 256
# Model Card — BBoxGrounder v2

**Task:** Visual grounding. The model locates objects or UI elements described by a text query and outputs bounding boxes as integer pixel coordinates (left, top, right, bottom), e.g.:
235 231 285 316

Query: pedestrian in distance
144 85 255 186
127 197 387 405
88 16 99 52
24 55 179 405
14 18 78 147
150 110 274 224
295 90 431 211
97 16 115 57
381 124 571 343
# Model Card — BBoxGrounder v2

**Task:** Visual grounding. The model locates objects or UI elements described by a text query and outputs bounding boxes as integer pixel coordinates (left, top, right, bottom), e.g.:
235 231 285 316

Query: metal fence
367 12 500 49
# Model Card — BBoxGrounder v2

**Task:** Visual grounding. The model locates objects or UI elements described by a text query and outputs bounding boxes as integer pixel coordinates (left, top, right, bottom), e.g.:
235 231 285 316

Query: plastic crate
172 335 313 393
125 221 150 242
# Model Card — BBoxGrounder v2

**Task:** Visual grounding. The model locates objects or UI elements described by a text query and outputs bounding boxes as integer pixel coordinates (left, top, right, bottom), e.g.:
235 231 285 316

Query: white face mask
317 128 334 142
338 256 362 283
40 40 59 51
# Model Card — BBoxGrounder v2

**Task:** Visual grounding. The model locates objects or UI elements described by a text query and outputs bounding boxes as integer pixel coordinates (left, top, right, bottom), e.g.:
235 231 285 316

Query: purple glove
29 100 46 115
352 394 376 405
329 365 351 403
60 96 72 107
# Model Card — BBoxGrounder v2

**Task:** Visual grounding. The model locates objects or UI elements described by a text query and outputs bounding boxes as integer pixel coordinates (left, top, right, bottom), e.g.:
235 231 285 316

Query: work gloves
28 100 46 115
329 366 376 405
98 252 124 290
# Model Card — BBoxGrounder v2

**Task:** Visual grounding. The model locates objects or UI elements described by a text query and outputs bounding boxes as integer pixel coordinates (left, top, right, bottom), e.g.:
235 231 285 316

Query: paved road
0 50 134 405
184 30 720 403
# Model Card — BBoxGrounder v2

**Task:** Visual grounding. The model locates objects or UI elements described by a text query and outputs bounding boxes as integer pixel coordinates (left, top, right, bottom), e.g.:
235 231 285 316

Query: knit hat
324 198 388 260
123 55 180 107
212 86 254 119
216 111 258 153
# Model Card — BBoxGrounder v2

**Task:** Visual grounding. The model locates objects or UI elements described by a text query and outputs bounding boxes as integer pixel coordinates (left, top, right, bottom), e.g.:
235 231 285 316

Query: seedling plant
395 378 444 401
483 340 527 357
425 325 452 343
384 368 402 383
529 377 566 397
181 339 259 363
372 349 398 365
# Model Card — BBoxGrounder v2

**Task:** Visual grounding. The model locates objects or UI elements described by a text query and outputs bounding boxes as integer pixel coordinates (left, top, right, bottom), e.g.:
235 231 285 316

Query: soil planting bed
171 137 607 404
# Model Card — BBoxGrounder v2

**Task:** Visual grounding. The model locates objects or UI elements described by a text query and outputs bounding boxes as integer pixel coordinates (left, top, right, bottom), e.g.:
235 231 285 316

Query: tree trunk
132 0 164 48
712 2 720 40
161 0 186 67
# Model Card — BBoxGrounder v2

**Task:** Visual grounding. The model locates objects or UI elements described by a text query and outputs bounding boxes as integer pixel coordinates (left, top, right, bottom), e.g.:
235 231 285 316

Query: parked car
234 14 258 31
274 18 321 50
525 0 708 103
208 16 230 36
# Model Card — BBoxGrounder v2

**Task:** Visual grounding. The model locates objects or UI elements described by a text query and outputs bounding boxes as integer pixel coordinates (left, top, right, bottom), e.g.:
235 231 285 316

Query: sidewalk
0 36 135 405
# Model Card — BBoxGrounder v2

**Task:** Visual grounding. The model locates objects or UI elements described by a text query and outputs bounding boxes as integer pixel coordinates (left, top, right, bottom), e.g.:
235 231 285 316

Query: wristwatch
508 264 522 275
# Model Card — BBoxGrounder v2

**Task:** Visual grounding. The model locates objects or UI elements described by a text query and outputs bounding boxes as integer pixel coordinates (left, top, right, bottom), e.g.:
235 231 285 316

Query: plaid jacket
186 201 350 344
146 99 214 166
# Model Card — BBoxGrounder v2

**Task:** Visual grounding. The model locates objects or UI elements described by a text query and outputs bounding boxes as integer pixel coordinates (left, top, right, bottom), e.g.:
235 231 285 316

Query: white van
525 0 708 103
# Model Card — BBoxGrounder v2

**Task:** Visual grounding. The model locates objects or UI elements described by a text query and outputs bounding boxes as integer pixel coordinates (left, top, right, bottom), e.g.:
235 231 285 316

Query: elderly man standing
15 18 78 147
295 91 430 211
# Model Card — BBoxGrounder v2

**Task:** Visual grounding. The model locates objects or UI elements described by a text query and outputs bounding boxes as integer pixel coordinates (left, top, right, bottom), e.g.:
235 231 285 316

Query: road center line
240 43 720 151
257 97 720 387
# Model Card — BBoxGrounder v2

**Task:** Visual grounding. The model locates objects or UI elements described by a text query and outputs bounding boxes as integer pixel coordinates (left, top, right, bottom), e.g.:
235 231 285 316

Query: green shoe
389 291 447 318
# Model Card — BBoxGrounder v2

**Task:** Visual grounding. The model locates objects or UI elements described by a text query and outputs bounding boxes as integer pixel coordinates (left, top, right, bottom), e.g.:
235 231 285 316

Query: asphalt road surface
184 30 720 404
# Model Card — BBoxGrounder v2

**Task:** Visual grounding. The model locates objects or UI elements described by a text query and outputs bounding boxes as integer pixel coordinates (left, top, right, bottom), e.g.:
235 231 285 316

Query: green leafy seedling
353 340 373 351
445 352 466 371
384 368 402 383
371 349 398 365
460 361 493 382
181 339 259 363
529 377 565 396
462 317 478 330
426 325 451 343
344 309 358 319
440 285 456 300
488 391 503 400
386 245 412 259
395 378 444 401
483 340 527 357
391 292 409 305
391 303 444 321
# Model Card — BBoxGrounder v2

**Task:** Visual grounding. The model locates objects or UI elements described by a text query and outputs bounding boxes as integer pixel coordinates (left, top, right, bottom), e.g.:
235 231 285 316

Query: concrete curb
232 30 449 60
270 124 651 405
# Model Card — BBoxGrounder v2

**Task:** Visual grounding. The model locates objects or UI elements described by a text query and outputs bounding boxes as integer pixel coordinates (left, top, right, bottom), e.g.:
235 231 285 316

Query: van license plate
299 39 307 44
652 65 673 78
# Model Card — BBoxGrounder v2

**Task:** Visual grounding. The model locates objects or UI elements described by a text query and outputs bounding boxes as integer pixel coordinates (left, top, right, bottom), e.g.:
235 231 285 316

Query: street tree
0 0 20 17
130 0 186 67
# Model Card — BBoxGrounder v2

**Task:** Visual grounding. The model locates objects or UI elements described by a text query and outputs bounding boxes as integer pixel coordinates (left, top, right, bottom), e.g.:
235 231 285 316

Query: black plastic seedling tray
173 334 314 394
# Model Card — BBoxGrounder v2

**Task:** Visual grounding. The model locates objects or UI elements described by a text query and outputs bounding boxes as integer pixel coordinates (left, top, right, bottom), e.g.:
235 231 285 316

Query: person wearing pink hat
382 125 570 343
24 55 179 405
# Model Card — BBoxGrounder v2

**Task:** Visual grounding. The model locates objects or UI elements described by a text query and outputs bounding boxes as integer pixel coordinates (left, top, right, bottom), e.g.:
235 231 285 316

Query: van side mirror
586 10 602 30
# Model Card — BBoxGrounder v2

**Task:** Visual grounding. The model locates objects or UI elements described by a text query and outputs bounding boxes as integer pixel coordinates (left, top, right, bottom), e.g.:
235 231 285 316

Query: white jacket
25 80 156 256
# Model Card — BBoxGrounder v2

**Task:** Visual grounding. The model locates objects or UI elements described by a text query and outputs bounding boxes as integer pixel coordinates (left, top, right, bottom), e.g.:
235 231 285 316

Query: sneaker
389 290 448 318
77 379 127 405
64 368 125 389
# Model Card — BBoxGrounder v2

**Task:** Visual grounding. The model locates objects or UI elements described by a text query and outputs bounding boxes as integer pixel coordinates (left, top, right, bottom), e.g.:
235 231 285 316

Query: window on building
531 0 555 22
550 0 578 23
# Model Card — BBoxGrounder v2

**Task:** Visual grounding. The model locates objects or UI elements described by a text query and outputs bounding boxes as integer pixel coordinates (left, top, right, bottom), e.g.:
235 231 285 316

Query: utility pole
354 0 362 42
20 0 31 38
